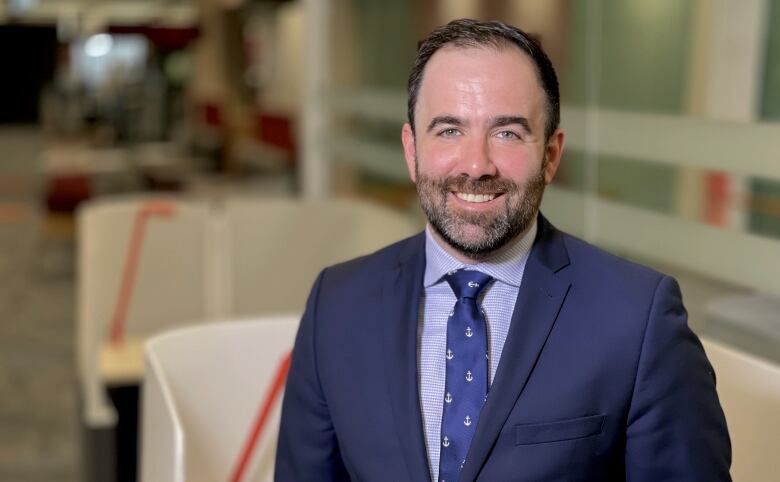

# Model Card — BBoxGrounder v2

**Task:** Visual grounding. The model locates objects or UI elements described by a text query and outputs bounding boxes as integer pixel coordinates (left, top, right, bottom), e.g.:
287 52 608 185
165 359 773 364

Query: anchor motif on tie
444 392 453 403
446 349 454 360
465 326 473 338
465 370 473 382
464 415 472 426
468 281 479 288
442 436 450 447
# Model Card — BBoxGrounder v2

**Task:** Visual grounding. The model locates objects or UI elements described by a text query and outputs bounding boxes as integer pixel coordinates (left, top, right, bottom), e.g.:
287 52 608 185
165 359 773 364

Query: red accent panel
704 172 729 227
202 103 223 128
255 113 295 154
45 175 91 213
107 26 201 50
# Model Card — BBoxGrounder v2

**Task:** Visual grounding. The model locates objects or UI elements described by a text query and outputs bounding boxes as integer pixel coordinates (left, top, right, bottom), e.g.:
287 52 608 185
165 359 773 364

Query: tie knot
445 269 493 300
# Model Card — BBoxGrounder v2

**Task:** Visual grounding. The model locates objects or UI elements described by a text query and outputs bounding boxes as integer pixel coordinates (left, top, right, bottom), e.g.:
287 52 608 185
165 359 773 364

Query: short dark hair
407 18 560 140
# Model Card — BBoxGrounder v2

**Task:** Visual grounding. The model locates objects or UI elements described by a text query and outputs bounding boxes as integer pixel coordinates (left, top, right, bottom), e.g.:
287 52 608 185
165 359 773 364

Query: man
276 19 730 481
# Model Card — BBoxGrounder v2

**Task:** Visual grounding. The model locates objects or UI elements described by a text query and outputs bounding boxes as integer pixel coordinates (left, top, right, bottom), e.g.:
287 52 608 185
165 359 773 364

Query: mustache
436 175 518 194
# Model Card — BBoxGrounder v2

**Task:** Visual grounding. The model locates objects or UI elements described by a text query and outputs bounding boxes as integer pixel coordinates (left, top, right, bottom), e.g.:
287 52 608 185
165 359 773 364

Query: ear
542 128 564 184
401 123 417 182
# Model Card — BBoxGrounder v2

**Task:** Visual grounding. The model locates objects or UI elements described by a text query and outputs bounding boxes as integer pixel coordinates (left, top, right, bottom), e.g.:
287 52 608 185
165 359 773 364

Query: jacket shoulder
557 229 667 290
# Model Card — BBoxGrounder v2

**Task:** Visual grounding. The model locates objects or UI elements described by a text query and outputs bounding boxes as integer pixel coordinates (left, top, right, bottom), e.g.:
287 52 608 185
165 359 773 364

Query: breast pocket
515 414 606 445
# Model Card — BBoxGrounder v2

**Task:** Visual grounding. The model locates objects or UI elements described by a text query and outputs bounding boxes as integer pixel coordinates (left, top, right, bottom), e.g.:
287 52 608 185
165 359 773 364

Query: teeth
455 193 496 203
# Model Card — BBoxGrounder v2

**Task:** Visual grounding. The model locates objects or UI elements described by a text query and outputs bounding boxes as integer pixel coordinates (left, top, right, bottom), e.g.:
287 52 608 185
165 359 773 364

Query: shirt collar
423 219 537 288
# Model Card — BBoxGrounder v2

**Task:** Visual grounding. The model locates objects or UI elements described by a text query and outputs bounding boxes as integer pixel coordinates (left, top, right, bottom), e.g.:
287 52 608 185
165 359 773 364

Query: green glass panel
564 0 693 114
761 0 780 121
749 178 780 240
597 156 676 214
354 0 416 89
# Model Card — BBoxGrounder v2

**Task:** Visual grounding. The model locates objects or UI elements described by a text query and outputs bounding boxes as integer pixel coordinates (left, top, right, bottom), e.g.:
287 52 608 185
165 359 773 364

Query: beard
415 161 546 261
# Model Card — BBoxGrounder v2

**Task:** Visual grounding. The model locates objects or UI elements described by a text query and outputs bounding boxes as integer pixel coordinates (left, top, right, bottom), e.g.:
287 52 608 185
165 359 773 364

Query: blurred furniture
77 195 214 482
236 112 296 173
222 197 419 317
45 173 92 215
140 316 300 482
702 338 780 482
77 194 418 481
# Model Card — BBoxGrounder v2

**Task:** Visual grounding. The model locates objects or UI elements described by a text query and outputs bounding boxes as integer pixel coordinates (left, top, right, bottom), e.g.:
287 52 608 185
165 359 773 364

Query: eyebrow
426 115 463 133
491 115 532 134
425 115 533 134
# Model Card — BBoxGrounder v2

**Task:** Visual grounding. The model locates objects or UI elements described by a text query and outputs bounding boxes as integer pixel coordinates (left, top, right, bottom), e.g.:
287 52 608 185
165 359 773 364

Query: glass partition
312 0 780 359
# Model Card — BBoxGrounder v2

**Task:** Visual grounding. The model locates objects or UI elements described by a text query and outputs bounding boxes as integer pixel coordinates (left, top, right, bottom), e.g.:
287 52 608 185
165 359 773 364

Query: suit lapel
380 233 430 481
460 218 572 481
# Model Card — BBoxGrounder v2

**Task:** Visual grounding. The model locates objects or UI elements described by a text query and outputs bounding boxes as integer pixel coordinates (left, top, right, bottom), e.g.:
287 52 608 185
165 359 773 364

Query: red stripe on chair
109 201 176 344
229 350 292 482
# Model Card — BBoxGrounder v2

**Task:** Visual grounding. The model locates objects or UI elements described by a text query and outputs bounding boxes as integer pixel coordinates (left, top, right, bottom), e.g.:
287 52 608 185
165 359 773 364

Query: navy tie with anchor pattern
439 269 493 482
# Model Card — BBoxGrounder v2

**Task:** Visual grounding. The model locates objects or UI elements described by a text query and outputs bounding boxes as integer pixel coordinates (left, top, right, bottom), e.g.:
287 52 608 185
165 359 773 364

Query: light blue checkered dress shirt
418 221 536 482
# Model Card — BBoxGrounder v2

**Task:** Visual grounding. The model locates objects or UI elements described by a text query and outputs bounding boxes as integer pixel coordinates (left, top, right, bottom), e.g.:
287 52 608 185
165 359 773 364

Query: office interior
0 0 778 481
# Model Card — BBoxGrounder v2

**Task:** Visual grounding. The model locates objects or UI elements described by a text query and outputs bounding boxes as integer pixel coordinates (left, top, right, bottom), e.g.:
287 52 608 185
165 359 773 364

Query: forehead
416 45 545 121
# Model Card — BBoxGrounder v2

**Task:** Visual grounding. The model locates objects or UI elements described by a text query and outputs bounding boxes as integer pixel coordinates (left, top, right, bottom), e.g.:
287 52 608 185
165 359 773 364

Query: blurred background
1 0 779 480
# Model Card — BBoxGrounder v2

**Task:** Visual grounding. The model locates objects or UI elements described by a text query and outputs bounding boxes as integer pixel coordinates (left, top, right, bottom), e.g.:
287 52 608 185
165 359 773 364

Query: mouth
453 192 502 203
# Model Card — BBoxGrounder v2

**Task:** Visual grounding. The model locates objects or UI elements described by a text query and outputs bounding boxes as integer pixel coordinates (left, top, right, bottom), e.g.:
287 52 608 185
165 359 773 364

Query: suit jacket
275 215 731 481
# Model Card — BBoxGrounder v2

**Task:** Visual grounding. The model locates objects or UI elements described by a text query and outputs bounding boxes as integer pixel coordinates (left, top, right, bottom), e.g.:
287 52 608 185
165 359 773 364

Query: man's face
402 45 564 261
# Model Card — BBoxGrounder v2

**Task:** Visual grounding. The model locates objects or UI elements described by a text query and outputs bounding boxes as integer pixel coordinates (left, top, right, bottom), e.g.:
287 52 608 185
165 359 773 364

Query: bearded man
276 19 730 482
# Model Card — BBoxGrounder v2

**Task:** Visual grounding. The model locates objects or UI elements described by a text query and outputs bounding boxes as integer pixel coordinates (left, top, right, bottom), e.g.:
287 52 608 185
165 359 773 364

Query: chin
453 224 491 243
439 225 508 260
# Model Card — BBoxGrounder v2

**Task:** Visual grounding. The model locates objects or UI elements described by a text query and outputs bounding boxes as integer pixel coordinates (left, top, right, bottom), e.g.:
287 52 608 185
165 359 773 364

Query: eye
438 128 461 137
495 130 521 140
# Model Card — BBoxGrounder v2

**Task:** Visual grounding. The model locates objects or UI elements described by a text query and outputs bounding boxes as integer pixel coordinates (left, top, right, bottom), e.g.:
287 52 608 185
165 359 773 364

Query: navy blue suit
276 215 731 481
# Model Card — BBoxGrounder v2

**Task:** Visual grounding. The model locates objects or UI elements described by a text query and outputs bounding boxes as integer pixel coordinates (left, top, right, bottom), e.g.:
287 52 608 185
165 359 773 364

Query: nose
460 135 497 179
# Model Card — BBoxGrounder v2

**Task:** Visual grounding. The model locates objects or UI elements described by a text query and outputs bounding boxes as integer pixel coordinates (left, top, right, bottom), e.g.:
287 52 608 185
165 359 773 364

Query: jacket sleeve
275 269 350 481
625 275 731 481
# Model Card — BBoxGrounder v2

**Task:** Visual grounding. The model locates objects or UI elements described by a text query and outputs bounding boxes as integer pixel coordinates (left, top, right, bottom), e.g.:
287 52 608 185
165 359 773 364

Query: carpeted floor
0 126 80 482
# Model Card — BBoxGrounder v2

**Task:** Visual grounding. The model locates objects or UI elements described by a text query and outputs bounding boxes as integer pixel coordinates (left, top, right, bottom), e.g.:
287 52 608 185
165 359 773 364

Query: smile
454 193 498 203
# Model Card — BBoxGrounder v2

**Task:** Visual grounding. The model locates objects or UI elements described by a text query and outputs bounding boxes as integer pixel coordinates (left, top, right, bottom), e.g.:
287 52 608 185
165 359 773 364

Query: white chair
140 316 300 482
76 195 215 481
702 338 780 482
78 195 417 480
222 197 419 317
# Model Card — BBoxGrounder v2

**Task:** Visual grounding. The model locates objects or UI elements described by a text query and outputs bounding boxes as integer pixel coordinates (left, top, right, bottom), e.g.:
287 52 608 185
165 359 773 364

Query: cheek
416 143 463 176
491 155 540 182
